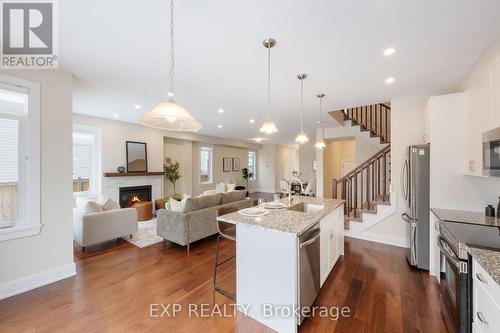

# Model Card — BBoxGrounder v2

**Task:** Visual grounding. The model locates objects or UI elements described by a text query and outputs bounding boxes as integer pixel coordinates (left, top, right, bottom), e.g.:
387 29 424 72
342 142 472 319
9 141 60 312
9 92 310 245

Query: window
200 146 213 184
73 126 100 196
248 150 256 180
0 76 40 241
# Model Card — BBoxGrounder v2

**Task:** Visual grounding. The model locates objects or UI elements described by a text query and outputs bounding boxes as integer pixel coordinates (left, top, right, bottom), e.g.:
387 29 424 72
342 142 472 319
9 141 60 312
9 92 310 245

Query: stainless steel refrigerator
401 144 430 270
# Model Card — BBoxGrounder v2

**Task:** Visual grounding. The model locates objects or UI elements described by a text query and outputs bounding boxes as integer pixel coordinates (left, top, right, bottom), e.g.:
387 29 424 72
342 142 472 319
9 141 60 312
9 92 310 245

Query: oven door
437 235 470 333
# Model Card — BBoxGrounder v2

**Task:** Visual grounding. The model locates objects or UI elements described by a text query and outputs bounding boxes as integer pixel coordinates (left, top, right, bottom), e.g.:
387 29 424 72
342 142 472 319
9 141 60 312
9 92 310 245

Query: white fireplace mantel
102 175 164 208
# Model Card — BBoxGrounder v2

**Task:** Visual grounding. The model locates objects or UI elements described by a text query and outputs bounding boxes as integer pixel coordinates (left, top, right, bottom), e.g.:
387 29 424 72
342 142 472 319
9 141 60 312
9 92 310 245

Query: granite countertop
431 208 500 227
218 196 345 235
467 245 500 286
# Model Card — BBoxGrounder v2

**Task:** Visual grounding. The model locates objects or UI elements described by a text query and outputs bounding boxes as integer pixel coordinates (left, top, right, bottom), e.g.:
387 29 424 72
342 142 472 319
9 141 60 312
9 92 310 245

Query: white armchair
73 208 138 252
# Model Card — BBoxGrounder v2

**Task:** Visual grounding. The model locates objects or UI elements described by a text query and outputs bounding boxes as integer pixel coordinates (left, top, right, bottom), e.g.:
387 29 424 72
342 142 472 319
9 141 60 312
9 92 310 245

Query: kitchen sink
287 202 324 213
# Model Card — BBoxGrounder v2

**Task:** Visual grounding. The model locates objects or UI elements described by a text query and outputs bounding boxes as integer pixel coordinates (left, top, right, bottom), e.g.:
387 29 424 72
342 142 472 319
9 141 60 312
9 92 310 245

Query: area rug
122 218 163 248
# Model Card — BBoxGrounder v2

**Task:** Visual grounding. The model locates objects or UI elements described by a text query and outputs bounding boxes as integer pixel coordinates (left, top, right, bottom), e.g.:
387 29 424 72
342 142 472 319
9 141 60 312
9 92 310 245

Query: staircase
329 103 393 230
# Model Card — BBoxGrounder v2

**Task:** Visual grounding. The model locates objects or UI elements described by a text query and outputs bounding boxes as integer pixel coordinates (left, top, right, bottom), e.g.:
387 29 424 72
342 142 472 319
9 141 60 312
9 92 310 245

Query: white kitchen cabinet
320 205 344 286
429 211 441 279
463 54 500 177
472 258 500 333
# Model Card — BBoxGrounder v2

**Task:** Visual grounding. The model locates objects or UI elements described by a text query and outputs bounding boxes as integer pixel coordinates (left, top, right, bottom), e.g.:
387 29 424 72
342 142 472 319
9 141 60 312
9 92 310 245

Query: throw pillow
82 201 104 214
102 198 120 211
226 183 236 192
215 183 226 193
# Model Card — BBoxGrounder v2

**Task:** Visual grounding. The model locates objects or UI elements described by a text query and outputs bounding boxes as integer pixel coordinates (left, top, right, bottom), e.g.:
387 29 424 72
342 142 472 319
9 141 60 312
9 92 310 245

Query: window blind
0 117 19 183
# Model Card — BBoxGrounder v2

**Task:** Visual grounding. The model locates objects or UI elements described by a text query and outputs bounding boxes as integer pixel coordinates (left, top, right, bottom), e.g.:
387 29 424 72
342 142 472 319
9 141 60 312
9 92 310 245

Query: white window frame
72 125 101 198
0 75 41 241
248 150 256 180
200 146 213 185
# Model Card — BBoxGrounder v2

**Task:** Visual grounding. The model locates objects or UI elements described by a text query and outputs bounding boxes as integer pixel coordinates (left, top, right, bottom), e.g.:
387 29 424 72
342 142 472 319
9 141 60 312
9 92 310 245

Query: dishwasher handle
300 230 321 248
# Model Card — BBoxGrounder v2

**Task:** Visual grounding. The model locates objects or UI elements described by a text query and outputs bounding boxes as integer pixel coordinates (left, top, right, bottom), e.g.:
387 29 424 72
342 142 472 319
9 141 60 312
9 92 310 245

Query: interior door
341 160 355 177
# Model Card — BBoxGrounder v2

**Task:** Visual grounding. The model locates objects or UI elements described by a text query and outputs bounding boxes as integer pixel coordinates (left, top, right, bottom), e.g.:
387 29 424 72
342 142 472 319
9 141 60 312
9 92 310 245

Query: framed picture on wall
223 158 231 172
232 158 240 172
126 141 148 172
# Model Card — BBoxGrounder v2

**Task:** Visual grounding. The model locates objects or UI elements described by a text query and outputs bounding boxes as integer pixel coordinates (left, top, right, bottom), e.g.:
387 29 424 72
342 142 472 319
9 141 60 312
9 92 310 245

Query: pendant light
314 93 326 149
259 38 278 134
138 0 202 132
295 73 309 144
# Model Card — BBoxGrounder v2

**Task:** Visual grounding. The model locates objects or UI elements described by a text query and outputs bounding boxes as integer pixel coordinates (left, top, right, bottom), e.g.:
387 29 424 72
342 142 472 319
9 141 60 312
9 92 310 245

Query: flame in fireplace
129 195 141 206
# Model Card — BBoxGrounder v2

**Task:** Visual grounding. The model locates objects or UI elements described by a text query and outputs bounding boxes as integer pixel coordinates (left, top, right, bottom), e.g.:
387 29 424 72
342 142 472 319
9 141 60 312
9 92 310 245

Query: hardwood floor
0 234 447 332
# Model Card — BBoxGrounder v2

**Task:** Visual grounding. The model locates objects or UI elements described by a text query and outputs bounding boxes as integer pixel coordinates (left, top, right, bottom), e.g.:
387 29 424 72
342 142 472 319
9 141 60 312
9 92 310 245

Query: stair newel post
384 105 389 142
371 161 375 205
377 156 381 196
382 152 387 198
332 179 338 199
366 164 370 209
378 104 382 138
360 169 364 209
353 172 358 217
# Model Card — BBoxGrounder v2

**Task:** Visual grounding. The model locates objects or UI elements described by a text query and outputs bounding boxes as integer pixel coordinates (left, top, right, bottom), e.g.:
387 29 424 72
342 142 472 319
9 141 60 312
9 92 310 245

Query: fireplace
119 185 152 208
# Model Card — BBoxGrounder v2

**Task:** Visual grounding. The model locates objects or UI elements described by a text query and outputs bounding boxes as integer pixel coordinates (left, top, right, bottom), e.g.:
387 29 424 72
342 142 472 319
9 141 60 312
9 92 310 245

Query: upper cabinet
463 55 500 176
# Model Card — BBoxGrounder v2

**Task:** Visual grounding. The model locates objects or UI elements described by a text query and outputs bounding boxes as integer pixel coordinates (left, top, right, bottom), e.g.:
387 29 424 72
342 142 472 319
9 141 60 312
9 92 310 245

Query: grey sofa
73 207 138 252
157 191 253 252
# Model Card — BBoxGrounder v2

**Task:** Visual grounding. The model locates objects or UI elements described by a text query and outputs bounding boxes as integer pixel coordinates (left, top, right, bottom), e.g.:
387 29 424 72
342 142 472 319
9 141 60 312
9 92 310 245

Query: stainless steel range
438 220 500 333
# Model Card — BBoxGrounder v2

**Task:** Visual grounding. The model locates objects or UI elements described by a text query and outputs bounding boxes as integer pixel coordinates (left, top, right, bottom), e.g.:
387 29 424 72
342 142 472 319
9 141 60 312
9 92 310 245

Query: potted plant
156 158 182 210
241 167 254 197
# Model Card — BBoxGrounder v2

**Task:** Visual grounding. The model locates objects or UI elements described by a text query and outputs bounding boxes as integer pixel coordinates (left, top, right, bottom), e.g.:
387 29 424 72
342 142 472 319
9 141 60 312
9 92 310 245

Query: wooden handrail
342 103 391 143
332 144 391 219
338 145 390 183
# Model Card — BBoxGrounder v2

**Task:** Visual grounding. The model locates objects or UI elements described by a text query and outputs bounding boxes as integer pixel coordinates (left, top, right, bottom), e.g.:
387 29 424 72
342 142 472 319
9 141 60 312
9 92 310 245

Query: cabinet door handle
477 312 488 326
469 160 476 171
475 273 488 284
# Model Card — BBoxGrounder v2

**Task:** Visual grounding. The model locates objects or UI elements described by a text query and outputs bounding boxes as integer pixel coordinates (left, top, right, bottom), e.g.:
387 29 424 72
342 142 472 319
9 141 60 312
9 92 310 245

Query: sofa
156 191 252 252
73 206 138 252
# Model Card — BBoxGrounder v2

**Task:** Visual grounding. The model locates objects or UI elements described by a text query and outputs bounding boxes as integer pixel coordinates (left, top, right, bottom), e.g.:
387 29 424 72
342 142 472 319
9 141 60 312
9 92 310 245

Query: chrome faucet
288 178 303 206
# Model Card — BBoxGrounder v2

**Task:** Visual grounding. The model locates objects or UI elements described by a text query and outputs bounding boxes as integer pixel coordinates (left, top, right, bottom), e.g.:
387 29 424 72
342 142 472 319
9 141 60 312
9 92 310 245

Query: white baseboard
346 232 409 248
0 262 76 300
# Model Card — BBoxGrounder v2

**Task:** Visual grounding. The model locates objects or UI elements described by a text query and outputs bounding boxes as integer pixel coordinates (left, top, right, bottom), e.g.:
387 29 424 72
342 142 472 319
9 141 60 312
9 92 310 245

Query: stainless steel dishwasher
298 222 321 325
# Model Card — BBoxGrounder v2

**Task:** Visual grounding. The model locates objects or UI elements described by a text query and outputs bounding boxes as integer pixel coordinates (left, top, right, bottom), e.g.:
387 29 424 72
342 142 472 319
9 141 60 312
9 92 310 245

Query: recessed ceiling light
249 119 255 124
253 137 264 143
385 77 395 84
134 104 141 110
217 124 223 128
383 47 396 56
218 108 224 114
113 114 119 118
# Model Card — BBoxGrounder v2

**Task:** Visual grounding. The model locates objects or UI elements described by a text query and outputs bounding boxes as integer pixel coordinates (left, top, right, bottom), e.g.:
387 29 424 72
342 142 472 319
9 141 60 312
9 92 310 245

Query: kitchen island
218 196 345 333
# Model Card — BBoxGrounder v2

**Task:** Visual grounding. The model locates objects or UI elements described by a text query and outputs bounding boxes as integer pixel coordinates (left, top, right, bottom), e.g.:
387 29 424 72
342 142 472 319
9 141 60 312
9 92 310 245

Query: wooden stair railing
329 103 391 143
332 145 391 221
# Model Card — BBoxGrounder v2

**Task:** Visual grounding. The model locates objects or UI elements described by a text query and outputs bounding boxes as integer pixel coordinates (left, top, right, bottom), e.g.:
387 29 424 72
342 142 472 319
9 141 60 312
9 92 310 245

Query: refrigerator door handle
400 153 409 208
411 221 417 265
401 213 411 223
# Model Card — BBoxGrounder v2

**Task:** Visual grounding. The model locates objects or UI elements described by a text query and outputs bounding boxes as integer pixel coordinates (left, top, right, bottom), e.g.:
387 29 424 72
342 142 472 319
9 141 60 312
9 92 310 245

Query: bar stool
213 205 238 299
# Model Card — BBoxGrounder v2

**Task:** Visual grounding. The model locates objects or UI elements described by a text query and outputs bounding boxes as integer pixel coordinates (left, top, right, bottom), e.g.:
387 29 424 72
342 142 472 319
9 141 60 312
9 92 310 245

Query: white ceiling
60 0 500 144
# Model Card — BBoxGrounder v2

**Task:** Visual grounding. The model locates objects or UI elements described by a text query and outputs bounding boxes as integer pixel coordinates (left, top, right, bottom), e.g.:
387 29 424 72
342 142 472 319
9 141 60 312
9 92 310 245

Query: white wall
0 70 74 298
163 137 193 195
275 145 299 192
298 142 317 192
257 144 276 193
358 96 428 247
191 143 251 196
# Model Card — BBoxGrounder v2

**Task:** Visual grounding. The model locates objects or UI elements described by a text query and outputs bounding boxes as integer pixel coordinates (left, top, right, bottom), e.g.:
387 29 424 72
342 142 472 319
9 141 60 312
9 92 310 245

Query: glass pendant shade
314 139 326 148
295 130 309 144
138 0 202 132
138 99 202 131
260 118 278 134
